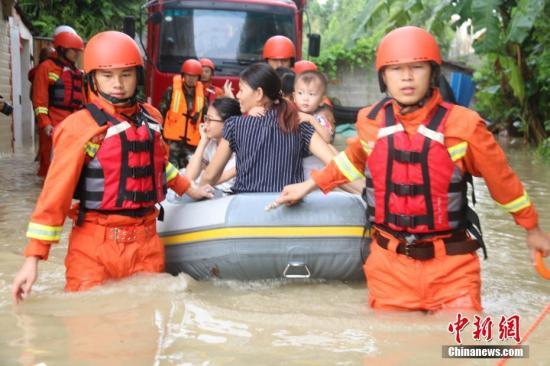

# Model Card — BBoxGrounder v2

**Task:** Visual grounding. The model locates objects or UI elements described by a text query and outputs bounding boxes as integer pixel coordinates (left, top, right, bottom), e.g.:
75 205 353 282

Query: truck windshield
158 7 296 74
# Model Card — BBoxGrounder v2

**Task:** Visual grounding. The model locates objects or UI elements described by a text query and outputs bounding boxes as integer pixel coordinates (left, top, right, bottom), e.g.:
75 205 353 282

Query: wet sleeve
311 137 368 193
24 119 100 260
32 62 54 128
299 122 315 157
463 120 538 230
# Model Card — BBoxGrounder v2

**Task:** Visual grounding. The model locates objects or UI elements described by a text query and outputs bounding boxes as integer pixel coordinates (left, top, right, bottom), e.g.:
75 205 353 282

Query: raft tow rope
496 302 549 366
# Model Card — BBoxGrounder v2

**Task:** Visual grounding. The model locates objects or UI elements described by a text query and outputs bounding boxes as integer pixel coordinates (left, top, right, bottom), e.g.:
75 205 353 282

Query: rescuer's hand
526 226 550 261
276 179 318 206
12 256 39 304
43 125 54 137
186 182 215 200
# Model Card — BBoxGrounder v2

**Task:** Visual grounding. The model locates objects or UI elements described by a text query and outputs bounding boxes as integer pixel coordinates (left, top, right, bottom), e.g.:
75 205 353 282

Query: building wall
327 64 384 108
0 2 13 154
327 63 467 110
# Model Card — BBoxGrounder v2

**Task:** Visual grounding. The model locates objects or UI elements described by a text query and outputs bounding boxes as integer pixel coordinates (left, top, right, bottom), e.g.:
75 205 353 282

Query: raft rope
496 294 549 365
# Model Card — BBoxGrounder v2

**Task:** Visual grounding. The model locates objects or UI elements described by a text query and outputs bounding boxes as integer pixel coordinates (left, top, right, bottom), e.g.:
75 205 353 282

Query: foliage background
17 0 141 40
19 0 550 155
307 0 550 155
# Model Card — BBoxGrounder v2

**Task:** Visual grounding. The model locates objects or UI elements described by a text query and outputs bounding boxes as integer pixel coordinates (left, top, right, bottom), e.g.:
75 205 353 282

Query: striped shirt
223 108 315 193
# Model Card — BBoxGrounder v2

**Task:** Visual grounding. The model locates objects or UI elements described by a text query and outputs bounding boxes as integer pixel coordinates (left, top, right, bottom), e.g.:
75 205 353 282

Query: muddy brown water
0 140 548 365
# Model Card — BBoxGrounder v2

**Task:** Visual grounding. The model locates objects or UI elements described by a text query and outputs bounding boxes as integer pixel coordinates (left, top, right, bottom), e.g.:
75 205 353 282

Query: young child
293 71 336 146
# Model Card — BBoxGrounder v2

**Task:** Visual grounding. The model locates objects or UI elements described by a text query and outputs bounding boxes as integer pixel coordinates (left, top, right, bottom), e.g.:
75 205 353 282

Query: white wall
0 4 13 154
9 10 34 153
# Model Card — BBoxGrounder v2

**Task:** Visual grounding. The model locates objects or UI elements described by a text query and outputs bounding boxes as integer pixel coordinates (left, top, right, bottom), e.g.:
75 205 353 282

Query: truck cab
143 0 309 107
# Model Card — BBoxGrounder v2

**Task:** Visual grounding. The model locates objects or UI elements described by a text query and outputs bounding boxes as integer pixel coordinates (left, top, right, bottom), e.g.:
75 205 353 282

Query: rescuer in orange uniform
263 35 295 69
32 29 85 177
160 59 207 168
199 58 224 103
276 26 550 312
12 31 213 303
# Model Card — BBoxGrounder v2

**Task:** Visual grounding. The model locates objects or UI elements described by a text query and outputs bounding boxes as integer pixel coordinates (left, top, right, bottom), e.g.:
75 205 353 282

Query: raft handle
283 262 311 278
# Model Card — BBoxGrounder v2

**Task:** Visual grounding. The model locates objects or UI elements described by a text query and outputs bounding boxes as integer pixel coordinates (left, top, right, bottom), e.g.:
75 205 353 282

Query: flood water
0 140 548 365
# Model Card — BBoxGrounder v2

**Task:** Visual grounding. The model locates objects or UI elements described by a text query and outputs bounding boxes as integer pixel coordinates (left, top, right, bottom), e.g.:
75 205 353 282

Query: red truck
126 0 319 107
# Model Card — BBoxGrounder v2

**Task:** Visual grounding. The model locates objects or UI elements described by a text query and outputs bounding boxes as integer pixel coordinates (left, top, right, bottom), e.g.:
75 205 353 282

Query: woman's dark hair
240 63 299 133
211 97 242 121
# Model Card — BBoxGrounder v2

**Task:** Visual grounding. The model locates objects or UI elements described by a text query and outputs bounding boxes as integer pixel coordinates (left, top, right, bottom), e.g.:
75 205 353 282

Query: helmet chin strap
98 89 137 106
394 88 433 111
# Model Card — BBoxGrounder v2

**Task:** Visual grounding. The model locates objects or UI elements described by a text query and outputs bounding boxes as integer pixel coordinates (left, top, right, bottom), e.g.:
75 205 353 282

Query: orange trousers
37 128 52 177
363 231 482 312
64 210 164 292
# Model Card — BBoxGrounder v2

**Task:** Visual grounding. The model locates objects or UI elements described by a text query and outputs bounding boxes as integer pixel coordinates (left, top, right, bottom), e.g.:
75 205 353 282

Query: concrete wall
327 64 384 108
327 63 464 109
0 3 13 154
0 3 34 155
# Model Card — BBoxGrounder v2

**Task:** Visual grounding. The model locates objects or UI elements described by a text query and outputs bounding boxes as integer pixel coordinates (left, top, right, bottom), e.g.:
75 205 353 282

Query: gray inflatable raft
158 191 370 280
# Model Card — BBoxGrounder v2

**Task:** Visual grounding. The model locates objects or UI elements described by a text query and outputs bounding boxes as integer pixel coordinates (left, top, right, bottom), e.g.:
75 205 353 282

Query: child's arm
299 112 333 144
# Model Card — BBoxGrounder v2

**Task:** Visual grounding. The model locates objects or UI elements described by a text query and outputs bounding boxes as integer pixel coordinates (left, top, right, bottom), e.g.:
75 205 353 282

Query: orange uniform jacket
31 58 81 128
311 90 538 230
24 95 191 260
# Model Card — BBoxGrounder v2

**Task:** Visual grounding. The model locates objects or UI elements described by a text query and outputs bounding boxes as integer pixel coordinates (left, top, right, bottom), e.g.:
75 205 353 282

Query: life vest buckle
404 234 418 246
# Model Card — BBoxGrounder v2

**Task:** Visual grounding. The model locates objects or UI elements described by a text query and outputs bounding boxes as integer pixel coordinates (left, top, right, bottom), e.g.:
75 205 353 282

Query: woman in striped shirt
200 63 335 193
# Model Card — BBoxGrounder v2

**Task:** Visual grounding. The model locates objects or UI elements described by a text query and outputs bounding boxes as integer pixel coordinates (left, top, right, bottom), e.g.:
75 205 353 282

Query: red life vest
48 61 84 111
364 100 468 234
76 103 167 214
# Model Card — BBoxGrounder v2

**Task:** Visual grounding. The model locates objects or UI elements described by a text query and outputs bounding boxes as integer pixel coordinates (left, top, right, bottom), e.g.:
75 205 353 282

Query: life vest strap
123 190 157 203
394 150 422 163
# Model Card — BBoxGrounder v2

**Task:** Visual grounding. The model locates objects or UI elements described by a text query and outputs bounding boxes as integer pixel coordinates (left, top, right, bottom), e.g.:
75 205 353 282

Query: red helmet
199 58 215 71
293 60 318 74
53 31 84 50
263 35 295 60
181 59 203 76
83 31 143 73
53 25 77 36
375 26 441 71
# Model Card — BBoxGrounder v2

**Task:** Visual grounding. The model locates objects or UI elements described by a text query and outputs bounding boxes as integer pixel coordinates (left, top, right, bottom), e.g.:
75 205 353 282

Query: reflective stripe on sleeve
498 191 532 213
34 107 49 116
360 139 373 155
84 142 100 158
334 151 365 182
448 142 468 162
48 72 60 82
26 222 63 241
165 162 179 181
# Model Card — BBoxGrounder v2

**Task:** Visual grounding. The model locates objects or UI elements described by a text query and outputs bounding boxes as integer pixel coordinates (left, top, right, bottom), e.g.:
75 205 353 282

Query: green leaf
351 0 388 41
470 0 503 53
501 56 526 104
506 0 545 44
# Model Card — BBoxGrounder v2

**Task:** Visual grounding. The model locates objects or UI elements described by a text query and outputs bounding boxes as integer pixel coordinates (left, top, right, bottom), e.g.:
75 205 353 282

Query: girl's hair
276 67 296 98
240 63 299 133
211 97 242 121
